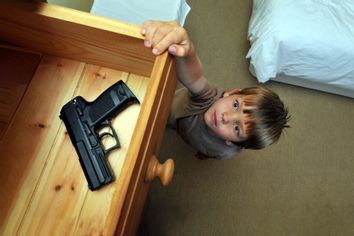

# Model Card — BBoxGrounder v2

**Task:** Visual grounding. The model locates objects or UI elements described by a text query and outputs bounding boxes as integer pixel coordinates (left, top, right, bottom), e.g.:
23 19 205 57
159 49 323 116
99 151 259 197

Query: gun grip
88 80 139 126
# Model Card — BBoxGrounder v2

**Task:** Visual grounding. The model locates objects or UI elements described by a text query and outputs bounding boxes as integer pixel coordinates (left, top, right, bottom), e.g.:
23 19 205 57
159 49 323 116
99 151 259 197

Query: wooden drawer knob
145 155 174 186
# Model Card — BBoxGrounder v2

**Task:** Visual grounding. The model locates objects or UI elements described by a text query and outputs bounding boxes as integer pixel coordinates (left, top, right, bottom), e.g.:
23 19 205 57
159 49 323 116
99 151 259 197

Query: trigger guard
101 120 110 126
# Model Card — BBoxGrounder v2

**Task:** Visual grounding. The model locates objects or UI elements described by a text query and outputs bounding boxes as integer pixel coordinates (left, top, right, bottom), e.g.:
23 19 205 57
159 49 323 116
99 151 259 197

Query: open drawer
0 2 176 235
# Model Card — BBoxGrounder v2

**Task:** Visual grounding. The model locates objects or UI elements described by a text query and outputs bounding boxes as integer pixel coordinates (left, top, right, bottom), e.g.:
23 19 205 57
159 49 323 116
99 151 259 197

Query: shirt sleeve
167 80 225 127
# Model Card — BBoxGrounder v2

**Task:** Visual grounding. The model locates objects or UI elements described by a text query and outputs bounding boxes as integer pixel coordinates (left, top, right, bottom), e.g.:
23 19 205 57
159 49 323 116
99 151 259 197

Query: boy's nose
222 111 236 124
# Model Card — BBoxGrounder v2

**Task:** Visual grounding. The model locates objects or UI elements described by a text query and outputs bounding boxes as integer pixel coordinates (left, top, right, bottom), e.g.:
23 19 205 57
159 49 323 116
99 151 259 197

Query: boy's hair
232 86 290 149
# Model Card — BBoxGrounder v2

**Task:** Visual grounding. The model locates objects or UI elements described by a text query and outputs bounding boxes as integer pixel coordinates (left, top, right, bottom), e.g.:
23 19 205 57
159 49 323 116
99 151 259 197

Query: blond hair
232 86 290 149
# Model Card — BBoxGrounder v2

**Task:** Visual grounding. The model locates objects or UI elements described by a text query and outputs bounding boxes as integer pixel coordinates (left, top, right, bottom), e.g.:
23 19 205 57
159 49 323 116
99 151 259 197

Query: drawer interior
0 2 175 235
0 42 150 235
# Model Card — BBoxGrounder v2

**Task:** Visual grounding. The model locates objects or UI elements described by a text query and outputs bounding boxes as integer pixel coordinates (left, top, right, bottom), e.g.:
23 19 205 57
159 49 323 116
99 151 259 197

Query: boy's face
204 92 250 145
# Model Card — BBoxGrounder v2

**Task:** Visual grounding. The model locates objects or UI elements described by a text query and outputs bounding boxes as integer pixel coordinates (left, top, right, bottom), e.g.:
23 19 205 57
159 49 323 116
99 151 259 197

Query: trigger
99 129 121 153
97 120 121 153
99 132 114 139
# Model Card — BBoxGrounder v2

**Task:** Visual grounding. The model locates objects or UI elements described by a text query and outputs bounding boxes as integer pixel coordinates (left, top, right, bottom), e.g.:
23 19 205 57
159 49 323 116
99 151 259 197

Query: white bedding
91 0 191 26
246 0 354 97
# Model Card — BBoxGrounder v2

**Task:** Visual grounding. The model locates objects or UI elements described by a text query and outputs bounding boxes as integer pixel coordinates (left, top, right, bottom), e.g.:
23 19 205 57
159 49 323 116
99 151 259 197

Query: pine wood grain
0 56 85 234
1 60 150 235
0 45 41 139
11 65 132 236
0 1 155 77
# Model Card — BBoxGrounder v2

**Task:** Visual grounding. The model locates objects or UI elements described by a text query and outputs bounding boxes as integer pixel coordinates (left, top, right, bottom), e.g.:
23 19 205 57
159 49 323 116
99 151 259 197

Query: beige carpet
138 0 354 236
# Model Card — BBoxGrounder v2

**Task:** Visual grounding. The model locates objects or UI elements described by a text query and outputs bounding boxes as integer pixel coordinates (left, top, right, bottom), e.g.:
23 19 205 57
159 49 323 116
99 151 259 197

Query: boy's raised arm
141 21 207 94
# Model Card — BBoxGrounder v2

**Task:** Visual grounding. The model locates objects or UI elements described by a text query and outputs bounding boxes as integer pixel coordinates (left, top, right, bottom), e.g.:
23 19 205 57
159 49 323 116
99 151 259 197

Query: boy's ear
223 88 241 97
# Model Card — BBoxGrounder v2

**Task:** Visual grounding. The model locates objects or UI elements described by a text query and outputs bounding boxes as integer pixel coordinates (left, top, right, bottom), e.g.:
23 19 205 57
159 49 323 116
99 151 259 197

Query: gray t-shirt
168 82 241 160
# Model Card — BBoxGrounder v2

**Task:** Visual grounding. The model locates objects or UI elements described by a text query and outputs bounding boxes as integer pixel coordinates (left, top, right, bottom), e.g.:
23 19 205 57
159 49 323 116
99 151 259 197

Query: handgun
59 80 139 191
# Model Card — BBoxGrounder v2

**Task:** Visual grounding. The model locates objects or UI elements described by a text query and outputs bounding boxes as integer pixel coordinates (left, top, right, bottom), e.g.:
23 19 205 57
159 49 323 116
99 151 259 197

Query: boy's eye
235 125 240 136
233 100 239 110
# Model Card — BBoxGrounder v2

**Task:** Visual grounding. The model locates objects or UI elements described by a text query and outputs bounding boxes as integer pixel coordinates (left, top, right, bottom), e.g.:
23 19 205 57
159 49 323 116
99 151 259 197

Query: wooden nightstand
0 2 176 235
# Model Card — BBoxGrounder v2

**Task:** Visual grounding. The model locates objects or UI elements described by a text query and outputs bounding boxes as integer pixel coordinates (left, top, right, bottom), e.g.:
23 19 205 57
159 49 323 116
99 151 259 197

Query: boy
141 21 290 160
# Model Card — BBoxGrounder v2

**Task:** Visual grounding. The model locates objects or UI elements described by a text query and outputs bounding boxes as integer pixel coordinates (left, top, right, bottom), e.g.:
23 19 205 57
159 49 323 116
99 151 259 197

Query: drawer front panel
116 57 176 236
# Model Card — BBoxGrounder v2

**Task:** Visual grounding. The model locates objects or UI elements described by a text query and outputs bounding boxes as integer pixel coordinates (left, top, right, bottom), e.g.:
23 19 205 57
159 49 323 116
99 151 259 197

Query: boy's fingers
142 21 167 48
151 34 177 55
140 21 149 36
141 21 190 56
145 27 158 48
141 21 157 47
141 20 154 35
168 45 189 57
154 37 190 56
152 29 190 56
149 26 176 54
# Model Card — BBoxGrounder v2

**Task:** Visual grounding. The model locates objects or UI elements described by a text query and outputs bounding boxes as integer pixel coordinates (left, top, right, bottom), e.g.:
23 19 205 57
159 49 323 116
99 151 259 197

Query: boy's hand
141 21 193 57
142 21 205 94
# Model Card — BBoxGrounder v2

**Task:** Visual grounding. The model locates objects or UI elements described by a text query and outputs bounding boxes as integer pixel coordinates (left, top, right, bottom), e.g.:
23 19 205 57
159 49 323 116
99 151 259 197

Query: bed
246 0 354 98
